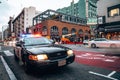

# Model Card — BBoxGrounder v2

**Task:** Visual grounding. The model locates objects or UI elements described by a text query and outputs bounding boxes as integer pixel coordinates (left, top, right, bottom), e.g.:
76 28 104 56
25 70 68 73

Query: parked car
14 34 75 73
83 39 89 45
88 38 120 48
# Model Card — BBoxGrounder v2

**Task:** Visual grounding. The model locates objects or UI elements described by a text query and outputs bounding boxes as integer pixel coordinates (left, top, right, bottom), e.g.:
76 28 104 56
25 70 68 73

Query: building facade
12 6 39 37
0 32 2 40
97 0 120 40
57 0 86 18
8 17 14 39
57 0 98 37
32 10 90 42
3 28 9 41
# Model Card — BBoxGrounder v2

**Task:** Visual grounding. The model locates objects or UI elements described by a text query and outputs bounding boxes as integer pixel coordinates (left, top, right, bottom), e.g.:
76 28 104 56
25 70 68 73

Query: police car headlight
37 54 48 60
67 50 74 56
29 54 48 61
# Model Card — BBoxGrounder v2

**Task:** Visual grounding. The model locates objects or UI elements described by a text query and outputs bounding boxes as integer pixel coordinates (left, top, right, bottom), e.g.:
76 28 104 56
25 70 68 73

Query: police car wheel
23 61 31 73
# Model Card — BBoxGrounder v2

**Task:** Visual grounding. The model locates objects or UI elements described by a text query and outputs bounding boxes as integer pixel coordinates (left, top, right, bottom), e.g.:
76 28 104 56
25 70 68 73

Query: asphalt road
0 45 120 80
63 44 120 71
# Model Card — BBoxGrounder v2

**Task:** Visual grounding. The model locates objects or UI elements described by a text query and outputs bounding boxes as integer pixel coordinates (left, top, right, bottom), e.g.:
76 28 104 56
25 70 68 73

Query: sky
0 0 79 32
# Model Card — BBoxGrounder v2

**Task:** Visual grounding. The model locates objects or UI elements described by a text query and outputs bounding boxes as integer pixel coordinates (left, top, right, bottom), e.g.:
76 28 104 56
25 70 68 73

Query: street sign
87 17 97 25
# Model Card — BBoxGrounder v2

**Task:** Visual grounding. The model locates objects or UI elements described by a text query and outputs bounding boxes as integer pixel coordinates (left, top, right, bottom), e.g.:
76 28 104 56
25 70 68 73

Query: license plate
58 60 66 66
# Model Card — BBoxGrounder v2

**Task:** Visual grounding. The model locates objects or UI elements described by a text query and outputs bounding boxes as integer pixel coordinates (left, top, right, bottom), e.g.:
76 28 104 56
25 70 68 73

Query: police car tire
23 61 31 74
14 50 19 61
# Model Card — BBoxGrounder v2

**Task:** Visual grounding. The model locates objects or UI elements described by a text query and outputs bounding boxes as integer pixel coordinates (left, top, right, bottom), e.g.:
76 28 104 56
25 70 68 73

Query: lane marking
89 71 118 80
104 59 114 62
108 71 116 77
4 50 13 56
76 55 115 62
75 51 119 63
0 56 17 80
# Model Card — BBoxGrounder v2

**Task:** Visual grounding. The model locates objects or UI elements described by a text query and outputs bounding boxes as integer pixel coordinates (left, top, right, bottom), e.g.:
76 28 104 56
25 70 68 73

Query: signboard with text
87 17 97 25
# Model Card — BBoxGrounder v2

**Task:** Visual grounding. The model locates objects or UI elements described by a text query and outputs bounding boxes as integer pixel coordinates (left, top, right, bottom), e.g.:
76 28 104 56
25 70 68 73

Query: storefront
98 21 120 40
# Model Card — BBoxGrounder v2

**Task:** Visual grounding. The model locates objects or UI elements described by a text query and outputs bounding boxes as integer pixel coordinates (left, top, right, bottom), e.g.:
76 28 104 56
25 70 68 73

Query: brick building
31 10 90 42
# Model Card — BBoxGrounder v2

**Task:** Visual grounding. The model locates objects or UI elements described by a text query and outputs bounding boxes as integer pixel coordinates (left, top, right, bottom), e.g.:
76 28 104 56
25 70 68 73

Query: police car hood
26 45 69 54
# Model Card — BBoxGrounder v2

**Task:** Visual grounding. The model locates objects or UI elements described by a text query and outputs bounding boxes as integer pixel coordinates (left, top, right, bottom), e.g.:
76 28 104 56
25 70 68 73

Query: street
0 45 120 80
0 0 120 80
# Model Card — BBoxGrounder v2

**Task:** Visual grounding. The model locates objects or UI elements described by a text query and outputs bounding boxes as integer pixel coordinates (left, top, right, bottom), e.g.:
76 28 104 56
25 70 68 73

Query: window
62 27 68 35
50 26 59 35
78 29 83 34
109 8 119 17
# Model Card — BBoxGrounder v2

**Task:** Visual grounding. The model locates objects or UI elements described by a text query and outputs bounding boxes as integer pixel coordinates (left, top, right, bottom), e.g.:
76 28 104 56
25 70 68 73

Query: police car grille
48 51 67 60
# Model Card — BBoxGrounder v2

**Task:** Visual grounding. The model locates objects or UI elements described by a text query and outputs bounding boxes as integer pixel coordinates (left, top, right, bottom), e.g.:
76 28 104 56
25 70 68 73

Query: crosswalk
3 50 14 56
0 50 17 80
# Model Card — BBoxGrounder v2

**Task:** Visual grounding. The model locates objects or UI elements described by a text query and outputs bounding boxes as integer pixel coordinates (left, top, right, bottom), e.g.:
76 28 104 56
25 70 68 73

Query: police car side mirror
16 41 24 47
16 42 21 47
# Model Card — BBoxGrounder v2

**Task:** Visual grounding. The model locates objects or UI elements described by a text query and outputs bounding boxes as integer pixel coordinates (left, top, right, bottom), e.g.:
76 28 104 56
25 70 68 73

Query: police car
14 34 75 73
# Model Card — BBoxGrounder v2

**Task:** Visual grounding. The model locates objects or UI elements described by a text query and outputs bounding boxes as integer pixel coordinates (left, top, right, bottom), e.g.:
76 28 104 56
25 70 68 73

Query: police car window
24 37 51 45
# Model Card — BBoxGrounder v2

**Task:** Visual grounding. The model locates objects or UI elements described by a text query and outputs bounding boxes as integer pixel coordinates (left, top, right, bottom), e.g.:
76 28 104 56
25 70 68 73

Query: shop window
109 8 119 17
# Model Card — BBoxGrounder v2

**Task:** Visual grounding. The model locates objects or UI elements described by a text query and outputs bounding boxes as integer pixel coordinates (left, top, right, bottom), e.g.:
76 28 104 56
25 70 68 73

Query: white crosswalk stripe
4 50 14 56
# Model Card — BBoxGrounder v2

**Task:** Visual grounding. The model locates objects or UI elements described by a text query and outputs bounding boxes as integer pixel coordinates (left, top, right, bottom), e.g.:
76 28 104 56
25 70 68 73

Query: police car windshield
23 37 51 46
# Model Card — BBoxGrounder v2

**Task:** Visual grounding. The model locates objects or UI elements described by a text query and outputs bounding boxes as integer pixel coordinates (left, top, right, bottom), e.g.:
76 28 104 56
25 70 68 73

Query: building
86 0 98 36
97 0 120 40
12 6 40 38
57 0 98 36
8 17 14 39
0 25 9 41
3 28 9 41
32 9 90 42
0 32 2 40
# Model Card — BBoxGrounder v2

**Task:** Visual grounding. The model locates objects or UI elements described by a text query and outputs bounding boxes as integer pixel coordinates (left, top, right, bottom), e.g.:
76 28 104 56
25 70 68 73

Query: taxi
14 34 75 73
